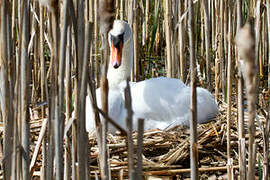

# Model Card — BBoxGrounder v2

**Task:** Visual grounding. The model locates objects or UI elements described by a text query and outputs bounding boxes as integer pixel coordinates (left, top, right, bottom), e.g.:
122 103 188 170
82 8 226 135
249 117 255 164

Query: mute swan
86 20 218 133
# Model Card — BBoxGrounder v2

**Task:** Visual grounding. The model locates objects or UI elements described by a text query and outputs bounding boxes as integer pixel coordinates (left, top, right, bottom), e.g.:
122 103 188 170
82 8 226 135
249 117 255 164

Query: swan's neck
107 37 133 88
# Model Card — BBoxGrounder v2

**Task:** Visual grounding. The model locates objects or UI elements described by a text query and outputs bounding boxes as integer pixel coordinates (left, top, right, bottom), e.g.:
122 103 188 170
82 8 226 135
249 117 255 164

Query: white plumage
85 20 218 133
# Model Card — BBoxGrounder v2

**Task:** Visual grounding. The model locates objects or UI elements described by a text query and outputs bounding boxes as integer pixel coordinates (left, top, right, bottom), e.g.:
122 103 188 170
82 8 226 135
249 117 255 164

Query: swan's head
108 20 132 69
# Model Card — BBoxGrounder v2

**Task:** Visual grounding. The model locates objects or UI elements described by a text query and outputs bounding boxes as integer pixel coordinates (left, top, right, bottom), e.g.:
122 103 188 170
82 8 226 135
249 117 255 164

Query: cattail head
38 0 52 8
99 0 115 35
235 18 255 63
37 0 54 10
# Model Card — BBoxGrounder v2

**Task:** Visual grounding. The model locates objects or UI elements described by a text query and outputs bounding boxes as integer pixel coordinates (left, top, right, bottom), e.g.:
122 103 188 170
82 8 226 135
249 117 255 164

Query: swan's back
129 77 218 129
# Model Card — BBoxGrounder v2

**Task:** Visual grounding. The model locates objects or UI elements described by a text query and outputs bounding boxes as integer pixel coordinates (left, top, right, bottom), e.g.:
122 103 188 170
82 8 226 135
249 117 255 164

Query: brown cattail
235 19 257 180
99 0 115 35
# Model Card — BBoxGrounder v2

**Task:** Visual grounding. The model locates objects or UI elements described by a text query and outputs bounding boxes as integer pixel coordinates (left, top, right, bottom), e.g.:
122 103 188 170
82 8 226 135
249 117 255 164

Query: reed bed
0 0 269 179
1 102 266 179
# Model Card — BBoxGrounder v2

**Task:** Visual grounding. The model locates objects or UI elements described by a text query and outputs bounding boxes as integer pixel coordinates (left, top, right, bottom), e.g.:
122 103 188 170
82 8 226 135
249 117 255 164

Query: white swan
85 20 218 133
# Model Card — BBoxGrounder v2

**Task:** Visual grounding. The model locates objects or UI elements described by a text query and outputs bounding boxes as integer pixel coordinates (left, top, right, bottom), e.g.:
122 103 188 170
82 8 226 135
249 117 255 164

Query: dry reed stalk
219 0 225 101
38 7 48 177
78 21 92 179
255 0 262 78
0 1 14 179
235 20 257 180
120 0 124 20
48 0 64 179
164 0 172 78
76 0 88 179
262 106 270 179
136 118 144 180
98 0 114 179
268 1 270 88
55 0 70 178
202 0 211 90
10 3 17 178
178 1 186 82
214 0 220 100
100 33 110 180
133 0 139 81
257 106 270 180
211 0 216 50
45 2 57 179
64 26 72 180
20 0 31 179
188 0 198 179
171 0 177 78
145 0 149 43
30 118 48 178
144 165 240 176
226 2 233 179
124 79 136 179
94 0 99 86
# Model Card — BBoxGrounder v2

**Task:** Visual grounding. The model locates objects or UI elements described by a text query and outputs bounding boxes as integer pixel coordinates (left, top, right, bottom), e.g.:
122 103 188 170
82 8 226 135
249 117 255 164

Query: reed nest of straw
1 100 263 179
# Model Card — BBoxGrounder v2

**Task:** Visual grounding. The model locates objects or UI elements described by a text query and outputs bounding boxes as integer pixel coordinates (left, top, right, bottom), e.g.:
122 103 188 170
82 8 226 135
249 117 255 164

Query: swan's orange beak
111 40 123 69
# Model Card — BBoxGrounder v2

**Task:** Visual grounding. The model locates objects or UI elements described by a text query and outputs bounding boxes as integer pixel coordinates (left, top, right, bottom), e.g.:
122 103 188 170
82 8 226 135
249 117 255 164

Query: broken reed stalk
236 1 246 179
235 20 257 180
188 0 199 179
136 118 144 180
21 0 31 179
226 1 233 178
124 79 136 179
30 118 48 178
98 0 114 179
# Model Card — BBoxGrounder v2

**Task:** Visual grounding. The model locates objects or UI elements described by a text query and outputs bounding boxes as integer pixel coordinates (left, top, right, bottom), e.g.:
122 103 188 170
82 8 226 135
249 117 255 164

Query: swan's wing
129 77 190 129
129 77 218 130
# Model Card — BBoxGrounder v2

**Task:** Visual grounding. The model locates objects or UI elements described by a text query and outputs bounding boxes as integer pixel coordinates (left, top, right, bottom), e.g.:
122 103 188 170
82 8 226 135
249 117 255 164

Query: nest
86 102 265 179
24 102 265 179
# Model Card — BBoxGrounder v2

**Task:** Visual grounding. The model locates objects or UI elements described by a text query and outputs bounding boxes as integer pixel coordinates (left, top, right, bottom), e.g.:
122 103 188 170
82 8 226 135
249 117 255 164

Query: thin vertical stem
188 0 198 179
0 1 14 179
21 0 31 179
268 0 270 88
226 2 233 178
125 79 136 180
133 0 138 81
164 0 172 78
178 2 186 82
203 0 211 90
